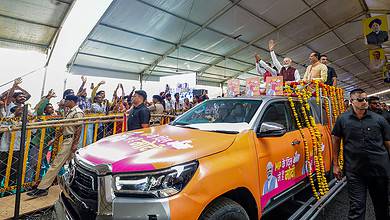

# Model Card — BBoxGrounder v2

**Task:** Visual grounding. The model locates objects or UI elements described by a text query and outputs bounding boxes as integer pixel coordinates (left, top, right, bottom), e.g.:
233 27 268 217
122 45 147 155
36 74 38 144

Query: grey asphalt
316 187 376 220
262 186 377 220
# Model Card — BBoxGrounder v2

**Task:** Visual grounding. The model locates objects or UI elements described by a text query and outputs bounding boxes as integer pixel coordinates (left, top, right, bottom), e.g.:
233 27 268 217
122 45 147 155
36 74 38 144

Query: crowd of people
0 76 209 120
0 76 210 196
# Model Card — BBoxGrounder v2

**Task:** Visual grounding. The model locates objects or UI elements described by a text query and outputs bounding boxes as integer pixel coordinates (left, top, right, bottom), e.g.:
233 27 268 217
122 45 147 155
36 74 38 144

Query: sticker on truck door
261 151 304 210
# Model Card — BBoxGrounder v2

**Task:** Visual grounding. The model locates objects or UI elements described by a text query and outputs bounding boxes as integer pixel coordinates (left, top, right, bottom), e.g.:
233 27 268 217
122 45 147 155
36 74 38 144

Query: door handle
291 140 301 146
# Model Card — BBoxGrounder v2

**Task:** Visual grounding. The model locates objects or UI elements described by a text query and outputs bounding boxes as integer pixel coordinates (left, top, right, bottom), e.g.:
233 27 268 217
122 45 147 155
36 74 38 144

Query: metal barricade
0 113 176 197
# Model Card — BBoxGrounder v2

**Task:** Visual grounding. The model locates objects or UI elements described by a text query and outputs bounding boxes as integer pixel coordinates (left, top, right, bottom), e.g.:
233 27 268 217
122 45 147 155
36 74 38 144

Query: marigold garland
286 82 331 199
301 87 329 195
284 82 346 199
322 85 331 130
315 80 320 105
286 85 320 200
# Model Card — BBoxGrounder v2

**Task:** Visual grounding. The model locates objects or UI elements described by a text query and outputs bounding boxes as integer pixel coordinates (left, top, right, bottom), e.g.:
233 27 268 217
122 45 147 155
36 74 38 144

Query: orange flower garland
286 85 320 200
284 82 349 199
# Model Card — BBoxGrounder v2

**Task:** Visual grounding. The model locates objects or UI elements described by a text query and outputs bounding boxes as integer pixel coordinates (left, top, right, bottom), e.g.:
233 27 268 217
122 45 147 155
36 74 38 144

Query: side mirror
257 122 287 137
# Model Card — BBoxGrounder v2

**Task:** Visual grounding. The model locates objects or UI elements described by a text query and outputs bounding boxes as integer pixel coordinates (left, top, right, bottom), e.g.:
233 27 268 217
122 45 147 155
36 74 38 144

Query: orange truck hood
77 125 238 173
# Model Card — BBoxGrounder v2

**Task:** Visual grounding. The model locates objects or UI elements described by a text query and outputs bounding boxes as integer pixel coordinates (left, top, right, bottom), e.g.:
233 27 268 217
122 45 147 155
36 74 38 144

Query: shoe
26 188 49 198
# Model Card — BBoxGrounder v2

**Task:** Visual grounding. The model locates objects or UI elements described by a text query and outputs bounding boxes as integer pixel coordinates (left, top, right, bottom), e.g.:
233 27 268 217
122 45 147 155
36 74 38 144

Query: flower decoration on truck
285 80 346 200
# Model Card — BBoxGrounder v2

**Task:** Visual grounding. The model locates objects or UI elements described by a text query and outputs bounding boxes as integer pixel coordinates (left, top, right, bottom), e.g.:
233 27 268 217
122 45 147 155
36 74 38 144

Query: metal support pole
14 104 29 219
139 74 143 90
41 66 48 97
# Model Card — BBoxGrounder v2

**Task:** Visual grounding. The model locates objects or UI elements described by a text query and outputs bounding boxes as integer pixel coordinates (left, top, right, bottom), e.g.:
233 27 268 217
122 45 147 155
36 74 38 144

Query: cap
63 89 74 99
65 95 79 103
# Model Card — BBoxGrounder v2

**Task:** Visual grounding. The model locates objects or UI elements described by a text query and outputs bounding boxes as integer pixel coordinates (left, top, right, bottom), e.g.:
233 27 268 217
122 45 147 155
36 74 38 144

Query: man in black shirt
127 90 150 131
368 96 390 124
332 89 390 220
320 55 337 86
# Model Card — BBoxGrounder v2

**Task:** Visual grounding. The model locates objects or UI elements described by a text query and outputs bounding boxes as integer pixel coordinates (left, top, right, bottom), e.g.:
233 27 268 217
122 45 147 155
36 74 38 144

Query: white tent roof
64 0 389 95
0 0 74 53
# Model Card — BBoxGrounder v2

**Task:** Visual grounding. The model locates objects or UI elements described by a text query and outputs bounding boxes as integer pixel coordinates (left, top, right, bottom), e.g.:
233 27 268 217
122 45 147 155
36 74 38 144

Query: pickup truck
54 96 333 220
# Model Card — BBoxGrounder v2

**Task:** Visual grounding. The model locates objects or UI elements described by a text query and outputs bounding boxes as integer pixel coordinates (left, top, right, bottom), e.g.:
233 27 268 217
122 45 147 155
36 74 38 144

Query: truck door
255 101 306 211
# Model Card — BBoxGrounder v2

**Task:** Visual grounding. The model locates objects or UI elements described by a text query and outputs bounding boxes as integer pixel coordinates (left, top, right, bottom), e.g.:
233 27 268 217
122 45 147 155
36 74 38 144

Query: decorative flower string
301 88 329 195
284 82 348 199
315 80 320 105
322 85 331 130
286 85 320 200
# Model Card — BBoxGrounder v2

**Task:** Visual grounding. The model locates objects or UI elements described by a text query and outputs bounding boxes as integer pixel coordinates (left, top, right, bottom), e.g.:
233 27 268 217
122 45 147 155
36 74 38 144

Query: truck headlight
113 161 198 198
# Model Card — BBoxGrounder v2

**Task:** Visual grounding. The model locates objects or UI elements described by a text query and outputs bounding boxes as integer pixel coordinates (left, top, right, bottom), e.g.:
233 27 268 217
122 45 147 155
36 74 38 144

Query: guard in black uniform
368 96 390 125
332 89 390 220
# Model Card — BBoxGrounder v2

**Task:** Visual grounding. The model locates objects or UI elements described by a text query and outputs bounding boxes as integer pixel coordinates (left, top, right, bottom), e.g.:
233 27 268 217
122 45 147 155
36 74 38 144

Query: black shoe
26 188 48 198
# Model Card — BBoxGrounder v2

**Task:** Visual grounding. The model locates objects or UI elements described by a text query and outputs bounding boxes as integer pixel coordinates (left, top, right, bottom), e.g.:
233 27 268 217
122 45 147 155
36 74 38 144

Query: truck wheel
199 197 250 220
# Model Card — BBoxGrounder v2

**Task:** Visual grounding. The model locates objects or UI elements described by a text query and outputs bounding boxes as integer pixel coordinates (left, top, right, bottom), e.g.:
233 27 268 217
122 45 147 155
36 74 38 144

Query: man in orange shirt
303 52 328 83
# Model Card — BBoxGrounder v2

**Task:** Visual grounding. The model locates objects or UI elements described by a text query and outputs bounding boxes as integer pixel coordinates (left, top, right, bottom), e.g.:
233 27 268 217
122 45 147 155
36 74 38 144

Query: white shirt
174 99 184 111
165 99 174 112
0 120 22 152
369 59 385 72
265 51 301 81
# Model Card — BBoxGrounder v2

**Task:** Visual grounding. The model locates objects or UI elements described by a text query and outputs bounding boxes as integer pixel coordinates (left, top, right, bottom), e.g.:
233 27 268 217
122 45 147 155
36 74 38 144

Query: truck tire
199 197 250 220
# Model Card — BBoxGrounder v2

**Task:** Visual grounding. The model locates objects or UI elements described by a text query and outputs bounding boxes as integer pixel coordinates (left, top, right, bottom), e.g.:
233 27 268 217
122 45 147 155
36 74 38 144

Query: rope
0 67 45 89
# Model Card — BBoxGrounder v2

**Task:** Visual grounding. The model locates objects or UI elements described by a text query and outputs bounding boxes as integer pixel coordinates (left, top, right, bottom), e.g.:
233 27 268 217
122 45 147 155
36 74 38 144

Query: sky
0 0 223 107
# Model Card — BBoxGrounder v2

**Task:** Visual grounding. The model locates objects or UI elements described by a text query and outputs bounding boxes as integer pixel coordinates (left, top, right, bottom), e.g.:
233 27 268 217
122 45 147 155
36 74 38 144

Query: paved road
316 187 375 220
262 187 376 220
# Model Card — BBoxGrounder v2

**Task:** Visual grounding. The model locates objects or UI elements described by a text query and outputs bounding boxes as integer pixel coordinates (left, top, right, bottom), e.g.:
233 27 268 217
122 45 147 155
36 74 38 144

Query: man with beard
0 78 31 116
258 40 300 82
366 18 389 45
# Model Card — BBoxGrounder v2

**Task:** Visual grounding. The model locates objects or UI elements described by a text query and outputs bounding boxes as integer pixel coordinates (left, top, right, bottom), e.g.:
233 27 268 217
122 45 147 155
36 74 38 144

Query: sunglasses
352 98 367 102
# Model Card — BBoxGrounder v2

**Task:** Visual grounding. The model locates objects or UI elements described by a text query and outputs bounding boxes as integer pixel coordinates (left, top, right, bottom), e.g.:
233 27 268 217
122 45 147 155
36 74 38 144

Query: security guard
27 95 84 198
332 89 390 220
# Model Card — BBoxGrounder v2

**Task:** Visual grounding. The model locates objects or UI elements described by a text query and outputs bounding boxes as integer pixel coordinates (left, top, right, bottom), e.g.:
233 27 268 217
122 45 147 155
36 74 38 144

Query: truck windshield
172 99 262 132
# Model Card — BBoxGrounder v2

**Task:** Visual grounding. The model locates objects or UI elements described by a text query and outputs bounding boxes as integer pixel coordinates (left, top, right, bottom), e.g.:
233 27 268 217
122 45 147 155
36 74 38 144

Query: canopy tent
67 0 389 95
0 0 74 53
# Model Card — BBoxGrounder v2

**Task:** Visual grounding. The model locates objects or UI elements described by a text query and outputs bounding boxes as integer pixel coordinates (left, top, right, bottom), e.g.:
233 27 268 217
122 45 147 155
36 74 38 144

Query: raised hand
14 77 22 86
99 80 106 85
255 54 261 63
47 89 57 99
268 39 276 51
81 76 87 83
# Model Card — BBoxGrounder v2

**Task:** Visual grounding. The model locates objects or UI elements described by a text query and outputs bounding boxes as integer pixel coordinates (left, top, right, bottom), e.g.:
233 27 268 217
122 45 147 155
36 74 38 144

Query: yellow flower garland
315 80 320 105
322 85 331 130
286 86 320 200
285 82 350 199
301 88 329 195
